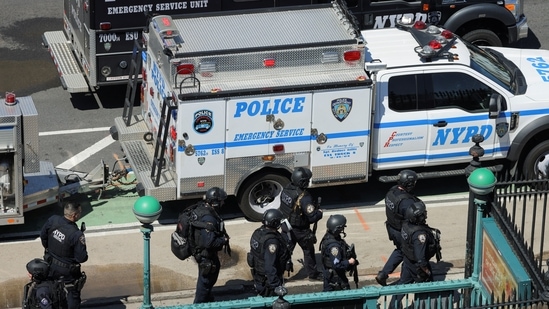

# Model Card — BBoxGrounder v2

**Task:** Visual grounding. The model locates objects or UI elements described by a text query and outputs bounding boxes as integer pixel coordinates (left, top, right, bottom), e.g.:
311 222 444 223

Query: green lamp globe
467 168 496 195
133 196 162 224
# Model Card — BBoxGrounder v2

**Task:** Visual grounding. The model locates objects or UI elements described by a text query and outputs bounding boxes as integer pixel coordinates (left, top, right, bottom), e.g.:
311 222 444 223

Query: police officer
389 201 442 309
280 167 323 280
248 209 291 297
40 202 88 309
319 214 357 291
192 187 231 304
376 169 423 286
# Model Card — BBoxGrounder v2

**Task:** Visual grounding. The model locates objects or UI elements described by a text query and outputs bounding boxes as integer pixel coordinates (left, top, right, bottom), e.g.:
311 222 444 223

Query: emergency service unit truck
112 2 549 221
42 0 526 93
0 93 108 225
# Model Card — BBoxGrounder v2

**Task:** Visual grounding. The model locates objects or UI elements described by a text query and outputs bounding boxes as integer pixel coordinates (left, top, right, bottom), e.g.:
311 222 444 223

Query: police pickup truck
111 3 547 221
43 0 527 93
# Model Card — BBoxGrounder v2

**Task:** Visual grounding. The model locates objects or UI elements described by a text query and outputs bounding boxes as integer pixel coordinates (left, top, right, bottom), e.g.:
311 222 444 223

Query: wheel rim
247 179 284 215
533 153 549 180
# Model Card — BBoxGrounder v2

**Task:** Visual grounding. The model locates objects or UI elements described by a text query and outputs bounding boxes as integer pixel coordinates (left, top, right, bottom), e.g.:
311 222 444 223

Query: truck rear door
310 87 372 183
175 100 227 181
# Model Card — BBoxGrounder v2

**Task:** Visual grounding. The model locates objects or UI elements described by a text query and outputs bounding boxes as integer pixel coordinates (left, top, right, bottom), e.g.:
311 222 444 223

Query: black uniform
191 202 229 304
40 215 88 309
381 185 422 278
280 183 322 279
319 231 354 291
389 222 440 309
248 226 291 296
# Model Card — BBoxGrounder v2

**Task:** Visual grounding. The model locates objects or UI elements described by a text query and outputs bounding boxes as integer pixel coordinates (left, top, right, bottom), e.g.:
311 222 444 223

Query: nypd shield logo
496 122 509 137
331 98 352 122
331 247 339 257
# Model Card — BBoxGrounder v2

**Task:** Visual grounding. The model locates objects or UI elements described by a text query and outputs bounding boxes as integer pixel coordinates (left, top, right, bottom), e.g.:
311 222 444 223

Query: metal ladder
151 96 177 187
122 40 143 126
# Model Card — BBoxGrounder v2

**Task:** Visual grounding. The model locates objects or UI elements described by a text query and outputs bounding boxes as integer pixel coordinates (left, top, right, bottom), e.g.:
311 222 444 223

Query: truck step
378 166 502 183
120 140 177 201
42 31 89 93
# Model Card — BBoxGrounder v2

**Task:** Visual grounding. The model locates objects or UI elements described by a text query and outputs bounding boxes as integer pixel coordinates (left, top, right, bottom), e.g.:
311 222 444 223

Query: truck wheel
238 173 290 222
461 29 502 47
522 140 549 180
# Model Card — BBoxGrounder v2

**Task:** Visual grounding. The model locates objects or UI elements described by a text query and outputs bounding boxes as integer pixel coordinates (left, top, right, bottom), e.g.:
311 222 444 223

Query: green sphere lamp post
133 196 162 309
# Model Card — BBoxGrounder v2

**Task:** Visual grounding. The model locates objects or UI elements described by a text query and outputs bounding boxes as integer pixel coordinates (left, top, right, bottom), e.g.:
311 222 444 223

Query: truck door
175 100 226 181
310 88 372 182
226 94 313 158
425 69 499 165
372 71 429 170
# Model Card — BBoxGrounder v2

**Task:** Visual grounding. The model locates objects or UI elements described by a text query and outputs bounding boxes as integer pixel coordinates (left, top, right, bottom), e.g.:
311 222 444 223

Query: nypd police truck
42 0 526 93
111 2 547 222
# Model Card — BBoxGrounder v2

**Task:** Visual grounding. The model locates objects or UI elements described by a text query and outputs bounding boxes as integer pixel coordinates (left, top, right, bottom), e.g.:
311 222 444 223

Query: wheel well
517 129 549 166
454 18 508 43
235 166 291 197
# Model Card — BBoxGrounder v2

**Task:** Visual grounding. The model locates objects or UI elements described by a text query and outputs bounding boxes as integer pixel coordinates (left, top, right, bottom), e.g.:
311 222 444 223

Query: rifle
433 228 442 262
311 197 321 243
346 243 360 288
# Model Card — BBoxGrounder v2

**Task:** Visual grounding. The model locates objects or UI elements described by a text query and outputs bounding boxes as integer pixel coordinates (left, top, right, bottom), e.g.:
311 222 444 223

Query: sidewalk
1 198 469 309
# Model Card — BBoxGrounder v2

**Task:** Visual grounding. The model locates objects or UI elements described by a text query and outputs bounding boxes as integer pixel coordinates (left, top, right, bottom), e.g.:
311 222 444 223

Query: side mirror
488 93 505 119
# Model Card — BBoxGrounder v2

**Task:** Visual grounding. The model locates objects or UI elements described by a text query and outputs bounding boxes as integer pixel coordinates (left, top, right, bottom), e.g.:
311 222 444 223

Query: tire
237 173 290 222
461 29 502 47
521 140 549 180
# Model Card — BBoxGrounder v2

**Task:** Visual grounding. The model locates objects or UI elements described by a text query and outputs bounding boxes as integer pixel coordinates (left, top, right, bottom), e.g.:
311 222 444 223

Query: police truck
43 0 527 93
110 2 548 222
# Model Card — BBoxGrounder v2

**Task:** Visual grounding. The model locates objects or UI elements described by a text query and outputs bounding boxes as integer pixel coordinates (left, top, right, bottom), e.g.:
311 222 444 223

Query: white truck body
0 94 108 225
113 2 549 221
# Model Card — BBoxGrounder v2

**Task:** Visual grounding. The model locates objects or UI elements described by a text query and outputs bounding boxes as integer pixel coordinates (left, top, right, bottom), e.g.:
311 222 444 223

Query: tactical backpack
170 203 212 260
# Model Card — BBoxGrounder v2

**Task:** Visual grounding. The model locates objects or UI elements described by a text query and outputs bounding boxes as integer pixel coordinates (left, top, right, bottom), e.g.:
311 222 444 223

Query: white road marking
39 127 111 136
56 135 116 170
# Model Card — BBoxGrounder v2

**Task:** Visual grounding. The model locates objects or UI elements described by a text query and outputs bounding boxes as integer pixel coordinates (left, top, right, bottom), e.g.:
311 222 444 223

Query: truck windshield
465 41 515 94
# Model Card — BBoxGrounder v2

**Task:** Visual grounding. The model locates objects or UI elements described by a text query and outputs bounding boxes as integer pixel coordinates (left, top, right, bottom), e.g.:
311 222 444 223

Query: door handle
433 121 448 127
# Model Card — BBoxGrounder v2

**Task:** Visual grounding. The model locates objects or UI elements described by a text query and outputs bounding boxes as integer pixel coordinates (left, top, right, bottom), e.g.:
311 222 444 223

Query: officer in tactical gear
319 215 358 291
192 187 231 303
40 202 88 309
248 209 292 297
376 169 423 286
389 201 442 309
280 167 323 280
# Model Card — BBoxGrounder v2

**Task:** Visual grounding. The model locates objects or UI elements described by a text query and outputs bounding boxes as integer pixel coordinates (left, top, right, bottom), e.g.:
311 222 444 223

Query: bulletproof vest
385 186 419 230
249 226 290 275
192 203 224 250
23 280 64 309
47 216 79 261
280 184 310 228
320 232 347 269
400 222 438 263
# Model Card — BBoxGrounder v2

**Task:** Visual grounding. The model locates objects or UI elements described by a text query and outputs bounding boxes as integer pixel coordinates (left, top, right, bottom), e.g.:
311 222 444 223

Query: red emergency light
263 58 276 67
429 40 442 50
161 17 171 26
413 21 427 30
441 30 454 40
197 181 205 188
272 144 284 153
99 22 111 31
5 92 16 105
177 63 194 74
343 50 361 62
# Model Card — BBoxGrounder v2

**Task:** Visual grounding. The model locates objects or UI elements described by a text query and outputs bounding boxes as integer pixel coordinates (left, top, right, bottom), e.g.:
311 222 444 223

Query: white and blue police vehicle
112 2 547 221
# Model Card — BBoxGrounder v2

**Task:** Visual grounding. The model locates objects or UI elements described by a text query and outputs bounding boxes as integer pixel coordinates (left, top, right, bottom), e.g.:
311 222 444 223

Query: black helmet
397 169 417 192
291 167 312 188
405 201 427 225
205 187 227 207
263 208 284 229
26 258 50 281
326 214 347 234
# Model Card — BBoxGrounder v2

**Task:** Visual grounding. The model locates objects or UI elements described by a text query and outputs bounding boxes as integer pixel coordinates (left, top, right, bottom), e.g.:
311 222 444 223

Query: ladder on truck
122 40 143 126
151 96 178 187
